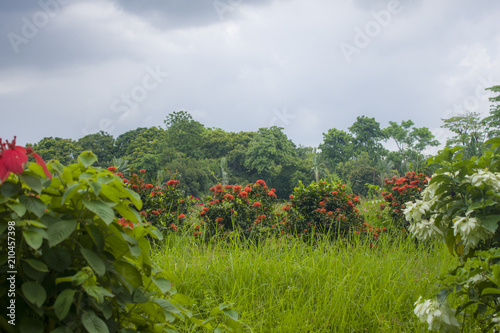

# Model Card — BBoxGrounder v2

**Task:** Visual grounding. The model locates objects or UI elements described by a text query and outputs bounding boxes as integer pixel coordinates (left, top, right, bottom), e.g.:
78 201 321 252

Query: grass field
151 231 466 332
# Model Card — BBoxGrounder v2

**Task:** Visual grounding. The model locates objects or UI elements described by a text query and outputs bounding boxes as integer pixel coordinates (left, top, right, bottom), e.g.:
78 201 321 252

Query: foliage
349 115 387 163
0 144 239 332
441 111 487 158
289 179 364 239
319 128 355 166
77 131 115 167
118 168 193 235
381 171 429 231
196 180 278 239
405 137 500 331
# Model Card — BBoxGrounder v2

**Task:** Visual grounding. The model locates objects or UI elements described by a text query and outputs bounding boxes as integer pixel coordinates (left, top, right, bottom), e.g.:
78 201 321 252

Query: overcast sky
1 0 499 154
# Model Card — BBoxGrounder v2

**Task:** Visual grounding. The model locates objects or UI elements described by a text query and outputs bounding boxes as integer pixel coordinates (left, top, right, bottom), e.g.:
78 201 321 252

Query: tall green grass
151 233 467 332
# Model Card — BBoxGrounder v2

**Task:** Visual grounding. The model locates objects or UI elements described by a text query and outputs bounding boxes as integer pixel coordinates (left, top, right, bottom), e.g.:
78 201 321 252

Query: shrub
289 180 364 239
0 142 239 332
406 138 500 331
117 169 194 235
196 180 277 239
381 172 429 231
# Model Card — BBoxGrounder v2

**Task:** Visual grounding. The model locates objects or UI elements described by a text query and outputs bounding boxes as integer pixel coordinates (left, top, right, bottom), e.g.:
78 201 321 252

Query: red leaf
2 147 28 175
31 152 52 179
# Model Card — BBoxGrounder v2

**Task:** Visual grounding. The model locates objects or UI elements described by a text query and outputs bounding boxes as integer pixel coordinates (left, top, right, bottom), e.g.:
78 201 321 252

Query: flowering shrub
289 180 364 239
196 180 278 239
0 145 240 332
113 168 193 234
406 138 500 331
381 172 429 231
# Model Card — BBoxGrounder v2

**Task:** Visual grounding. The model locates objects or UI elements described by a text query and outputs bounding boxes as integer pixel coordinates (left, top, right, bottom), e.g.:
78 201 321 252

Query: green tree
319 128 355 167
441 111 487 158
384 120 439 172
349 116 387 162
484 85 500 138
164 111 205 158
77 131 115 167
30 137 81 165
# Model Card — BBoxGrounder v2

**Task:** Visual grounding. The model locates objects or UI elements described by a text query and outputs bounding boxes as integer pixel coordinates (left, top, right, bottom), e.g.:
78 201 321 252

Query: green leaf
222 309 238 320
81 248 106 276
47 220 77 247
25 259 49 272
132 288 149 303
43 246 71 272
54 289 76 320
19 195 47 218
481 288 500 296
61 183 82 204
6 201 27 217
22 281 46 307
172 293 193 306
20 174 43 193
85 224 105 252
83 285 114 303
83 200 115 225
89 181 102 196
0 181 21 198
153 298 181 314
478 215 500 233
82 311 109 333
78 151 98 169
152 276 172 294
114 261 143 288
114 203 141 223
23 229 46 250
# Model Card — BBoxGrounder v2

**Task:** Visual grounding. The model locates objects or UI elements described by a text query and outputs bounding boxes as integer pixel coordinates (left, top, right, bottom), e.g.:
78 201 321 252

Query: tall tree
484 85 500 138
349 116 387 162
164 111 205 158
77 131 115 167
319 128 354 167
30 137 81 165
441 112 487 158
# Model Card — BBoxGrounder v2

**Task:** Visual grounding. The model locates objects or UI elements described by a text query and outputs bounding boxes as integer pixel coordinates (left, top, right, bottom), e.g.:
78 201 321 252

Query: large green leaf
42 246 71 272
114 261 143 288
81 248 106 276
54 289 76 320
22 281 46 307
83 200 115 225
78 151 98 169
48 220 77 247
25 259 49 272
114 203 141 223
83 285 114 303
6 201 26 217
20 174 42 194
23 228 46 250
19 195 47 218
82 311 109 333
0 181 21 198
85 223 105 252
153 298 181 314
478 215 500 233
152 276 172 294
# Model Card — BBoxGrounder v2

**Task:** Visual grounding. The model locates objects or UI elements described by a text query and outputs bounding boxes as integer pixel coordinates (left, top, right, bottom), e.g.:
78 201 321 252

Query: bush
0 142 239 332
117 168 194 235
196 180 277 239
381 172 429 231
406 138 500 332
289 180 364 239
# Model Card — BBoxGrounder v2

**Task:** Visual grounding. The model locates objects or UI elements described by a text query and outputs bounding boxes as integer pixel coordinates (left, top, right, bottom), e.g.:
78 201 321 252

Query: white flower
465 273 487 288
452 216 492 252
467 169 500 191
414 297 460 332
409 217 443 241
403 199 431 223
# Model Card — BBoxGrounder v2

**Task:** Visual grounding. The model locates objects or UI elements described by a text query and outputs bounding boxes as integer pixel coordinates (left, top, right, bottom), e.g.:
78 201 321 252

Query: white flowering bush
406 137 500 332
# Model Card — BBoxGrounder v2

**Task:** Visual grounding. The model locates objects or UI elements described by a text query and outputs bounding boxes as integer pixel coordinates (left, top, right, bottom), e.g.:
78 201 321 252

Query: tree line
30 85 500 198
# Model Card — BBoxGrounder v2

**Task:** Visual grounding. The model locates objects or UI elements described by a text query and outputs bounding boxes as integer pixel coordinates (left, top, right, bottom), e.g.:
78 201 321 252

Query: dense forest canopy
29 88 500 198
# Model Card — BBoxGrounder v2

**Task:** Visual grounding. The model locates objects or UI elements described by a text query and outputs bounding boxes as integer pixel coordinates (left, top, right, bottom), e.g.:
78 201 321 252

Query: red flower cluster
0 136 51 183
382 171 429 229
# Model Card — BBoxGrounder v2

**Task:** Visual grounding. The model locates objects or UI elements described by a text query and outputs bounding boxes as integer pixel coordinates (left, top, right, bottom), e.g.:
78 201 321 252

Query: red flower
289 195 294 199
252 202 261 208
238 191 248 198
151 210 159 215
107 166 117 172
166 179 180 187
215 217 223 223
140 169 146 174
178 214 185 219
224 194 234 201
331 191 338 195
233 185 242 192
146 184 154 188
0 137 51 183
